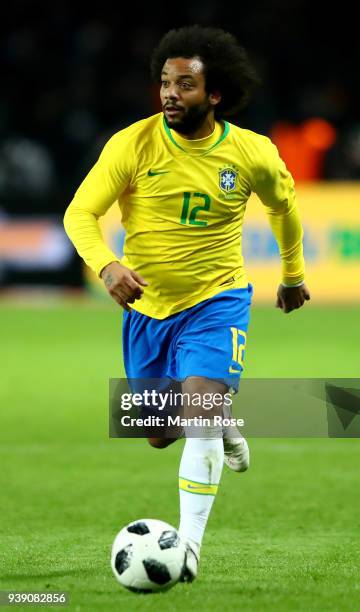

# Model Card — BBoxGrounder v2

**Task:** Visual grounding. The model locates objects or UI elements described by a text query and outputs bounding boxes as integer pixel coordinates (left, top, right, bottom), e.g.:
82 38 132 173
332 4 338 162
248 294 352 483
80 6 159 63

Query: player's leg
172 286 253 579
122 310 184 447
178 375 226 581
147 416 184 448
146 380 185 448
222 402 250 472
147 437 177 448
218 316 251 473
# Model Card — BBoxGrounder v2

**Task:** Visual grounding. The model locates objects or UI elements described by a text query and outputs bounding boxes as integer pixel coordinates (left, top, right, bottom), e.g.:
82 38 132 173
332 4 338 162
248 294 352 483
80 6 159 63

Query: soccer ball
111 518 186 593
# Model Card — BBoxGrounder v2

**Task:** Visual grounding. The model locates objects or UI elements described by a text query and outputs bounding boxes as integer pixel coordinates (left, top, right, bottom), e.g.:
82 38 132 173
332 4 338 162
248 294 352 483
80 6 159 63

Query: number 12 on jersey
180 192 211 226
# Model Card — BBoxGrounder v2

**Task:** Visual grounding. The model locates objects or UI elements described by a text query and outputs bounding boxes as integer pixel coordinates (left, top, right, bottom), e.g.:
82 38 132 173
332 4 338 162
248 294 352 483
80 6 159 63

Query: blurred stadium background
1 2 359 609
1 0 359 296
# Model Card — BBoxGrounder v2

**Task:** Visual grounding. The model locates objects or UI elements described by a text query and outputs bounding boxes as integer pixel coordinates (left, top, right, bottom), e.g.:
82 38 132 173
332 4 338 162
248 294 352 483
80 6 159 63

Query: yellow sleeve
63 133 132 277
254 138 305 286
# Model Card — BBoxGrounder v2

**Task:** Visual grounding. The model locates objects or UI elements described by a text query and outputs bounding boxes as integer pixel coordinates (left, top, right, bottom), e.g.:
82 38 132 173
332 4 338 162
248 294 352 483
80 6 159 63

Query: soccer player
64 25 310 582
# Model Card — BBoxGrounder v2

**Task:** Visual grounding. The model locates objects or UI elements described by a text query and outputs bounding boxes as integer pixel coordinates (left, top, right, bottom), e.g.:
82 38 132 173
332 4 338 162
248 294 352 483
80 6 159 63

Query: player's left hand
276 283 311 314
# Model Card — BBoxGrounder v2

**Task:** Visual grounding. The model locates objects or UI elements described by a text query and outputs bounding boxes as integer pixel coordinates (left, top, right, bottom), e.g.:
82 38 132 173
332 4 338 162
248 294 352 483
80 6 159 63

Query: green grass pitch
1 300 359 611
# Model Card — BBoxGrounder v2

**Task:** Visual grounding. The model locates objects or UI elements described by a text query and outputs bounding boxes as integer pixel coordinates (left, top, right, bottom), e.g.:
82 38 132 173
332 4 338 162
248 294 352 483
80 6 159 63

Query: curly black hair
150 25 260 118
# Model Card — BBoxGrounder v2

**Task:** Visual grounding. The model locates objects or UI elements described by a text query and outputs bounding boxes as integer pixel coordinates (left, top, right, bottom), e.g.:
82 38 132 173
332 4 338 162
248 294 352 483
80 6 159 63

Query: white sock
178 425 224 554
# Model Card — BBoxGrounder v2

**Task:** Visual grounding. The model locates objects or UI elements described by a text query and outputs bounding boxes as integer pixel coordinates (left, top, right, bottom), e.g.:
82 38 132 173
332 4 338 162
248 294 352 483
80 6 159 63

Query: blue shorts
122 285 253 393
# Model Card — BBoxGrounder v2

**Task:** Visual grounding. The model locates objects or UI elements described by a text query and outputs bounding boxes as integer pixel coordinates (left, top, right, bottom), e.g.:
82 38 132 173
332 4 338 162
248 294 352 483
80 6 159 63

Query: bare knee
147 437 176 449
148 437 170 449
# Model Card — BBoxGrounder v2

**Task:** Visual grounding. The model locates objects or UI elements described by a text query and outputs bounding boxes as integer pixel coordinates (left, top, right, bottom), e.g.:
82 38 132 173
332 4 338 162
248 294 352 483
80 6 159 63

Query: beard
164 100 212 135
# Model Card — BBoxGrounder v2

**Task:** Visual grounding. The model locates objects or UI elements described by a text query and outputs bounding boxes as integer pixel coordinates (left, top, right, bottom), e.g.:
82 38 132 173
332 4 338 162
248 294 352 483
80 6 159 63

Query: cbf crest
219 164 238 193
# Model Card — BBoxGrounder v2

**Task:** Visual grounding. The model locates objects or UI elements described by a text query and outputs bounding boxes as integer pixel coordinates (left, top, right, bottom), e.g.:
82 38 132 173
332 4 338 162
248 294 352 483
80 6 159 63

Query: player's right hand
100 261 148 312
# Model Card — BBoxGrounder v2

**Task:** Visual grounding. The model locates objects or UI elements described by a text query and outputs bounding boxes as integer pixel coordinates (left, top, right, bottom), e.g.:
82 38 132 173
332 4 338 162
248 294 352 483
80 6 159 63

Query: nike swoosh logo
147 169 170 176
187 484 211 490
229 366 242 374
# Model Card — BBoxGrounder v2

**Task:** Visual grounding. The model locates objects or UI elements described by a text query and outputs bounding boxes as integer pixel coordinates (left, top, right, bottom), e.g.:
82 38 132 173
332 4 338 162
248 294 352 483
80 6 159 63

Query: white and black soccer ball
111 518 186 593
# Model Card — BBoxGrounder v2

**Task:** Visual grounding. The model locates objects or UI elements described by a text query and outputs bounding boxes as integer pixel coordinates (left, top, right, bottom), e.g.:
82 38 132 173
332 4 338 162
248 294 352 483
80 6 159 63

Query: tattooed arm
100 262 148 312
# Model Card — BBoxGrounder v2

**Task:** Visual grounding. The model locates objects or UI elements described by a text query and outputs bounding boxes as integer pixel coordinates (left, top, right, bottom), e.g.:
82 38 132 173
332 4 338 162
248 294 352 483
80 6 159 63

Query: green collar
162 116 230 155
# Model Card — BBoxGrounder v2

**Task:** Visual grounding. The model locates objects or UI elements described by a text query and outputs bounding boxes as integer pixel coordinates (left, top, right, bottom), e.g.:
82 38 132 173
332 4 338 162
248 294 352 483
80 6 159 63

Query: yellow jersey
64 113 305 319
